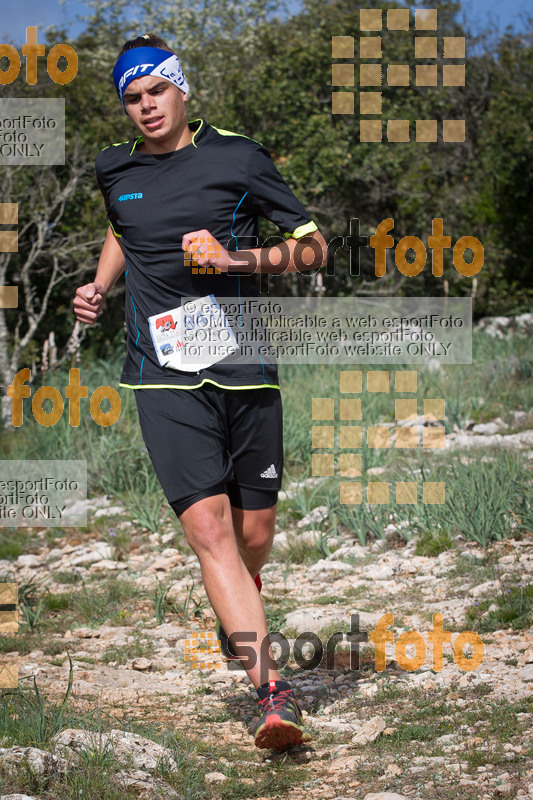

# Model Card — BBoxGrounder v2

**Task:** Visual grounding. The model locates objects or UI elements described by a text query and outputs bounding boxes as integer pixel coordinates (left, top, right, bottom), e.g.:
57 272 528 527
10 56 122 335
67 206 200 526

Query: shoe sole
254 715 308 750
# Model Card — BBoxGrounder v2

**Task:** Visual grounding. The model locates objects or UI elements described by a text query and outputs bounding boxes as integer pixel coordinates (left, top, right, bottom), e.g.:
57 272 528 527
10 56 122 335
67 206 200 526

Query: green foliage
466 580 533 632
0 530 28 560
0 635 34 655
265 603 288 633
115 461 166 534
0 654 74 746
415 453 531 547
152 575 175 625
18 575 49 632
101 637 155 665
152 575 210 625
414 527 454 557
335 501 395 547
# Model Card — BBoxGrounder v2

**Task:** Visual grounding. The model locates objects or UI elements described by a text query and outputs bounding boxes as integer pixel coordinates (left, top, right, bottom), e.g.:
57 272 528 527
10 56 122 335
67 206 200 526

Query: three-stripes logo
332 8 466 143
0 203 19 310
261 464 278 479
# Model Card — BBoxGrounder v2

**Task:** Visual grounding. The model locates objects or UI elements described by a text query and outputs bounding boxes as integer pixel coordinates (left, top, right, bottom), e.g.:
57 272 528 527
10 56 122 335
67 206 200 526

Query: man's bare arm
73 228 126 324
182 229 328 274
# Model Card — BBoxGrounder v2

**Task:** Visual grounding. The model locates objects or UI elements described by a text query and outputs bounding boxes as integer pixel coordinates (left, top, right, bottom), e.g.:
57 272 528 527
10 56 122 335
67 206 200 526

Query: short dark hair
118 34 174 58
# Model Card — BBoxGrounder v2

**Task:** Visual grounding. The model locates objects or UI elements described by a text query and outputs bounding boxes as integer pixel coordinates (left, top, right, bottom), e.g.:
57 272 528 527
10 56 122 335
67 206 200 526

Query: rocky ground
0 399 532 799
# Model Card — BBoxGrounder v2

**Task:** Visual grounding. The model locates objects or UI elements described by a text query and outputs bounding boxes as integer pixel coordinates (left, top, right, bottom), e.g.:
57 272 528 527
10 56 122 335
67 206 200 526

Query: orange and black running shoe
254 680 310 750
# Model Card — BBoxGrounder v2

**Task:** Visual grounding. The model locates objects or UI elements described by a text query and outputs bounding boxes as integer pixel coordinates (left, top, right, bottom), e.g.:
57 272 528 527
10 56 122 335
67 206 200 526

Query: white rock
64 496 113 518
146 623 188 644
364 564 395 580
297 506 329 528
113 769 180 798
470 580 499 598
150 554 181 571
309 559 352 572
435 733 457 745
472 422 500 435
1 795 40 800
89 559 127 571
312 717 361 733
15 555 41 568
160 548 181 559
519 664 533 682
0 747 68 778
94 506 124 518
329 543 369 560
297 530 337 549
73 627 100 638
494 784 513 796
69 543 113 566
447 429 533 450
273 531 288 547
52 729 177 772
351 715 386 745
131 658 152 672
205 771 227 783
519 649 533 666
363 794 412 800
283 607 346 634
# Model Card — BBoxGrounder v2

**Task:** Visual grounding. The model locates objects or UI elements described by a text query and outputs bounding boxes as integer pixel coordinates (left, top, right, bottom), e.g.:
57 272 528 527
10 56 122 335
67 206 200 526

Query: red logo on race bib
155 315 176 331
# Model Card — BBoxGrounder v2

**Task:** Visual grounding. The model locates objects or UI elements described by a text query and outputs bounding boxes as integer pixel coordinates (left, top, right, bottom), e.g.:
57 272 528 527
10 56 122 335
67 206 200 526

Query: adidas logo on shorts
261 464 278 479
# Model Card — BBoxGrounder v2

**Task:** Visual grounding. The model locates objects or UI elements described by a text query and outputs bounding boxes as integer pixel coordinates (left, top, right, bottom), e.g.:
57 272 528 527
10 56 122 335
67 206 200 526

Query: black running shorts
133 384 283 516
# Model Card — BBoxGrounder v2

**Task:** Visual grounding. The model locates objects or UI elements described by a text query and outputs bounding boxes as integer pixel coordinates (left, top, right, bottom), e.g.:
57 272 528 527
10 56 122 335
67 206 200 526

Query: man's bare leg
231 505 276 580
179 494 280 689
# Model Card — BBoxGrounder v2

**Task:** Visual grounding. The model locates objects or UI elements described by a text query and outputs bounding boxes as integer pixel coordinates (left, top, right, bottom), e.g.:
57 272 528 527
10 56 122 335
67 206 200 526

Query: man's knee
233 507 276 554
180 496 235 557
237 530 273 556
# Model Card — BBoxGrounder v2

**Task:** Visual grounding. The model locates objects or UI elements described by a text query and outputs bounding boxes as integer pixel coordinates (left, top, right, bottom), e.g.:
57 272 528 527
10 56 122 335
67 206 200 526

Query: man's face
123 74 189 153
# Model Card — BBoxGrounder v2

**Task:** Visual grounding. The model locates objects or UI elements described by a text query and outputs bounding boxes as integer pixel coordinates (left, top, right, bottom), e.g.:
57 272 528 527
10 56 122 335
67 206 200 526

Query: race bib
148 295 238 372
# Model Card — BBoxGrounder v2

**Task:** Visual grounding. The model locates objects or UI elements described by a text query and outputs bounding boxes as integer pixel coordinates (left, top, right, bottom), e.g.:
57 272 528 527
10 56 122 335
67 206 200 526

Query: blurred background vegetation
0 0 531 391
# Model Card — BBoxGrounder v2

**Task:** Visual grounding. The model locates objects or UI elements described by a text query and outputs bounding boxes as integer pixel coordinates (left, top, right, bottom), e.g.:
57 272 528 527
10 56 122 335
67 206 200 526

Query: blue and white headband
112 47 190 107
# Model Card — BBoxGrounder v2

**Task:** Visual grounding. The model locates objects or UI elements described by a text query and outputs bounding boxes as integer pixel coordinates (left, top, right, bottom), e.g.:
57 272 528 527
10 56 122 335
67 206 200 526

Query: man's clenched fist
73 282 107 324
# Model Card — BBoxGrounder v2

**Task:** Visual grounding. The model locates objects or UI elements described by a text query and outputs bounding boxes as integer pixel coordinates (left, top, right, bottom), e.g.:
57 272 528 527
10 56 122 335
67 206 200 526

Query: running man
74 34 327 750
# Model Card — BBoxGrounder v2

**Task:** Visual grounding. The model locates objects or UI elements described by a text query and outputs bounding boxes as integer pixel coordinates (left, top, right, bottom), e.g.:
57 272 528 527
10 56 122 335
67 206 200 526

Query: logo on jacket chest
118 193 143 201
